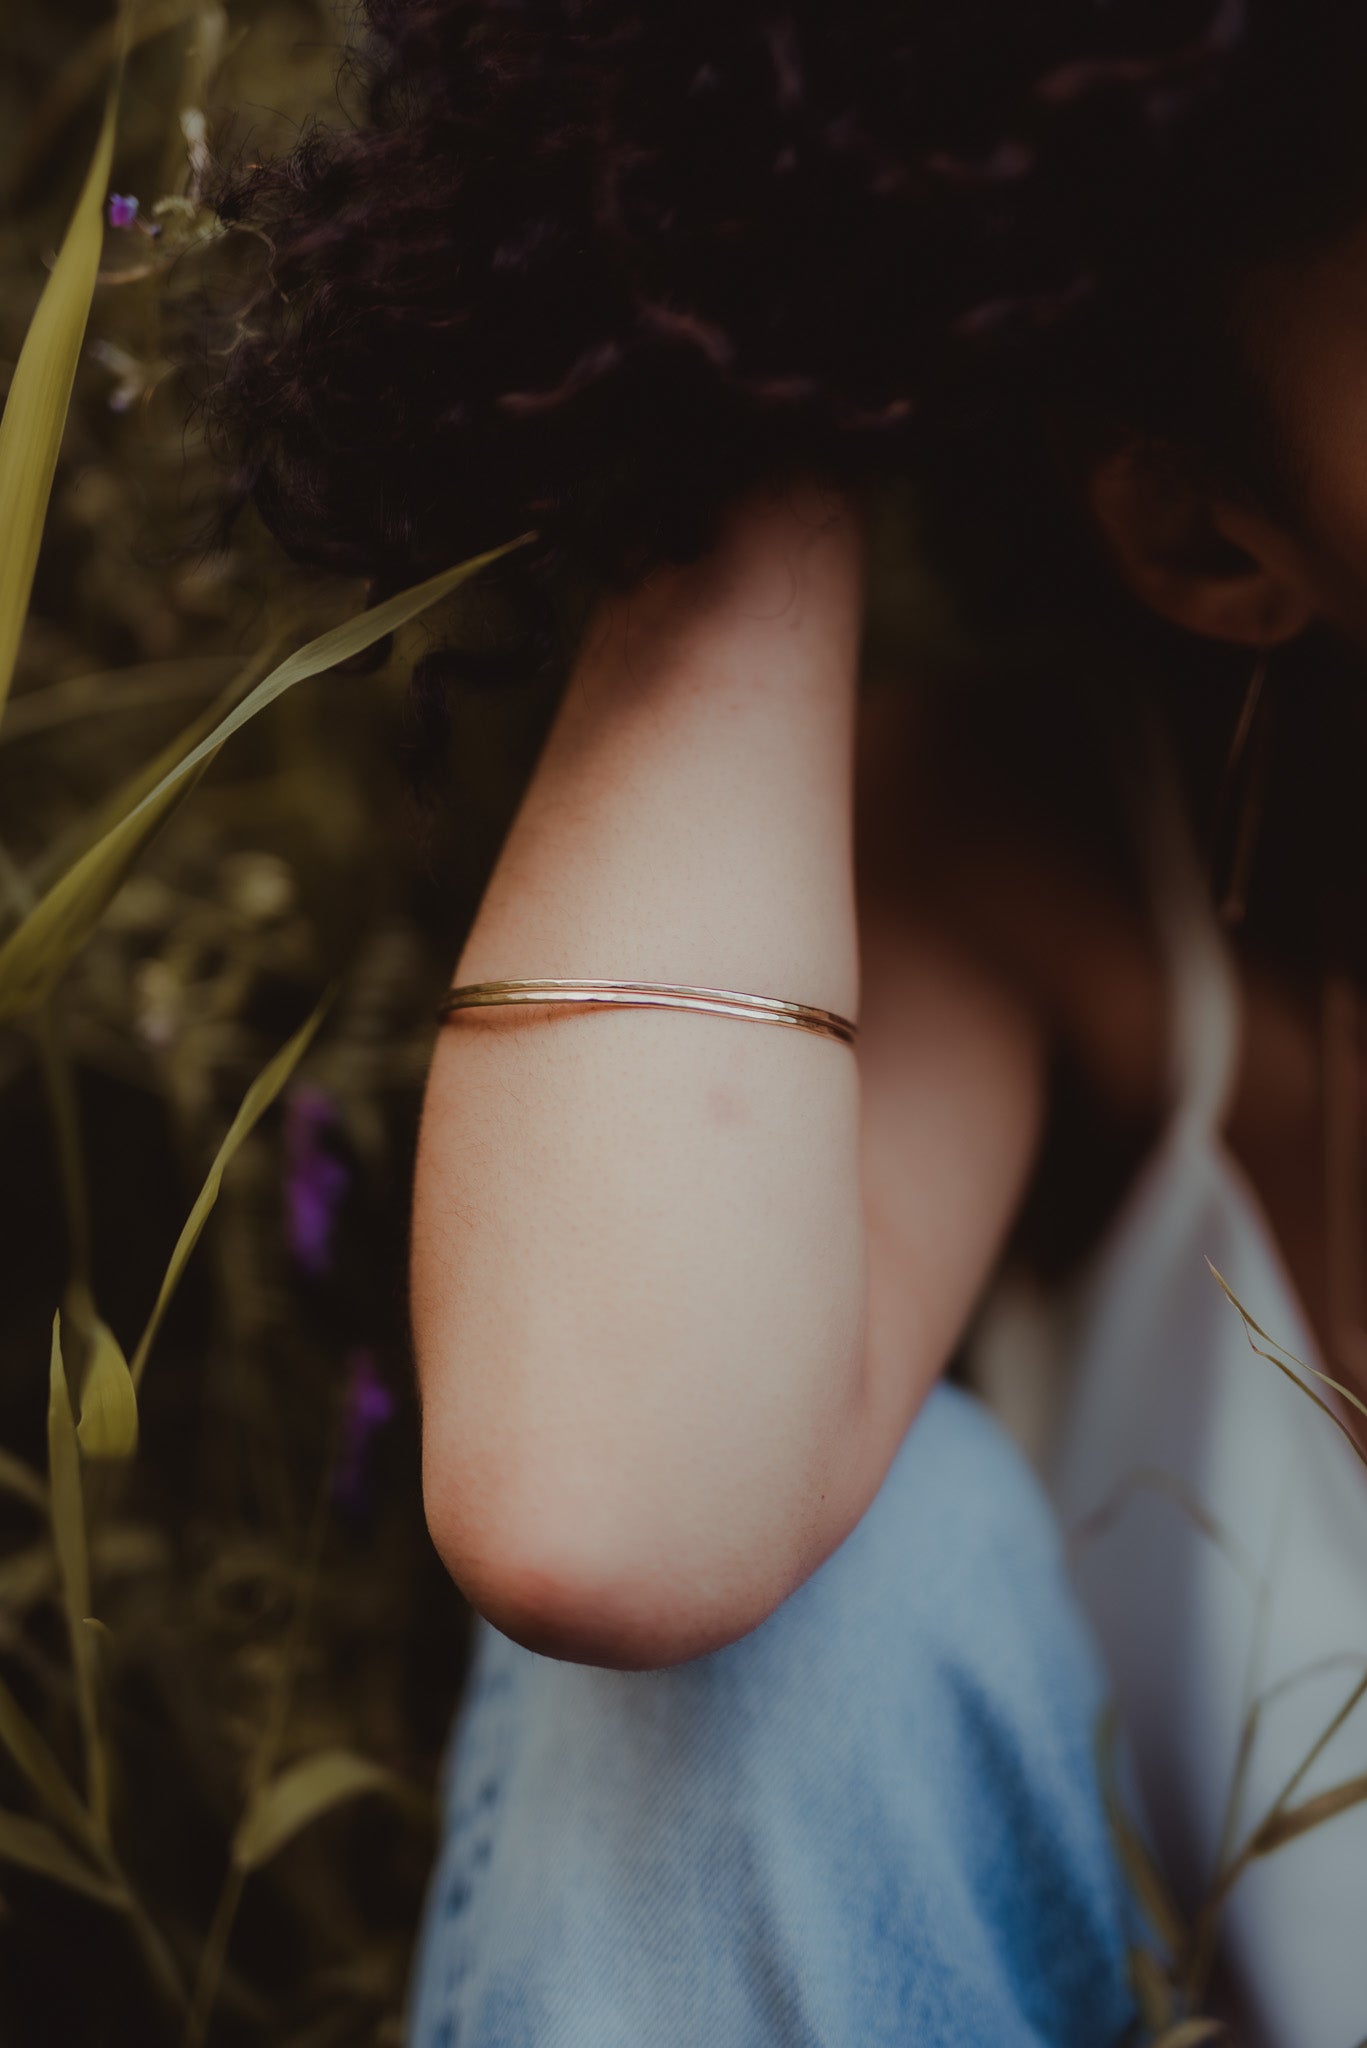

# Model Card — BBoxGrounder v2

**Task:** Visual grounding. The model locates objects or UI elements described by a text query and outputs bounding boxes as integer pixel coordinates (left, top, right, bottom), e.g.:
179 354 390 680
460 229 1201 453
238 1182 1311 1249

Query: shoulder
853 668 1175 1279
855 671 1168 1106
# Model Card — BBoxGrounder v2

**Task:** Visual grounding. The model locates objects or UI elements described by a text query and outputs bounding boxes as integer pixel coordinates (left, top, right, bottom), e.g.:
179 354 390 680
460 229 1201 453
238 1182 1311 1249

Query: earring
1210 642 1274 928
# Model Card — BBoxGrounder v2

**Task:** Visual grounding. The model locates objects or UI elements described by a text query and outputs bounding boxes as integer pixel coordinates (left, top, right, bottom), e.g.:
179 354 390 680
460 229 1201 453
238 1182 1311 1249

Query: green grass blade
0 539 530 1021
1130 1944 1174 2034
4 0 200 208
18 651 258 903
129 988 333 1391
0 656 235 744
1207 1258 1367 1429
1248 1772 1367 1856
1067 1463 1262 1596
46 1312 107 1838
1096 1703 1187 1960
0 1670 98 1851
1249 1341 1367 1472
0 1810 123 1906
0 1447 48 1515
231 1750 406 1871
16 622 307 908
1204 1261 1280 1348
0 13 126 729
113 539 528 805
0 1545 56 1611
0 747 214 1020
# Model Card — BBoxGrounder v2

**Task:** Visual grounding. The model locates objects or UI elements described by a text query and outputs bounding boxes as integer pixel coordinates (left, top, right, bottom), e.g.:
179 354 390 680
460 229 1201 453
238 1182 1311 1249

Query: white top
984 740 1367 2045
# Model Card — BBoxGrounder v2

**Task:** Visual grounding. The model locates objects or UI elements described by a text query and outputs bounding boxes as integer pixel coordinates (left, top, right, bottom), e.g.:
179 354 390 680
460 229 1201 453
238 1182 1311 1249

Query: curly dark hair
206 0 1367 595
204 0 1367 982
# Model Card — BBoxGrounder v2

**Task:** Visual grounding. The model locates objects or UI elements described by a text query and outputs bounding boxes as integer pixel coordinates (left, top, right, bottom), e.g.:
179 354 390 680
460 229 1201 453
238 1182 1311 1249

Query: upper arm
851 896 1046 1432
819 686 1049 1537
420 663 1048 1669
452 922 1048 1671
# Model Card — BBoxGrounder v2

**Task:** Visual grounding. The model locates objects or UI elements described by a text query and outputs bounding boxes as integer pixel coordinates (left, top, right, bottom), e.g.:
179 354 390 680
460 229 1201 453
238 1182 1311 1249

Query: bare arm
831 687 1048 1527
409 485 1045 1669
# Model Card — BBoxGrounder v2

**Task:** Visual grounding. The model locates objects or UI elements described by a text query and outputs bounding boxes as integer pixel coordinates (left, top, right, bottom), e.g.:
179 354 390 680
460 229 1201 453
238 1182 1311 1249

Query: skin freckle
705 1083 750 1128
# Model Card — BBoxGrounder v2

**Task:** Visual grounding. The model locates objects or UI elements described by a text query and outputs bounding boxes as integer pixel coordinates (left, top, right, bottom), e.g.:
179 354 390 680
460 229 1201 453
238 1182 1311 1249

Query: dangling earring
1210 642 1274 929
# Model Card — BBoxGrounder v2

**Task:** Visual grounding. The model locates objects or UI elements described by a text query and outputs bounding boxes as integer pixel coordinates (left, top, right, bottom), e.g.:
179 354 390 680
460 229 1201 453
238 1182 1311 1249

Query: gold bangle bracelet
435 977 859 1046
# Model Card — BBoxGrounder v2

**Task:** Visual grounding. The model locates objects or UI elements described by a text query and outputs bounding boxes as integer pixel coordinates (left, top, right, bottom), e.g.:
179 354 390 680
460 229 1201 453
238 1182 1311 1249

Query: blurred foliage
0 5 557 2041
0 7 1358 2046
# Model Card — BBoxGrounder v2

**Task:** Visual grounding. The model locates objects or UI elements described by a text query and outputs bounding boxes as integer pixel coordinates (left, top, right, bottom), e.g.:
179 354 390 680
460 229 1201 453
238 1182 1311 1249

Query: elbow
436 1545 704 1673
422 1441 795 1673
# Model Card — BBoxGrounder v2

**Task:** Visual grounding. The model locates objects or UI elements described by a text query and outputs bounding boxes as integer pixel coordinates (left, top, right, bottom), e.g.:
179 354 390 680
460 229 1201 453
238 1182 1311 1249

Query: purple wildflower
283 1083 349 1275
107 193 139 229
332 1348 397 1512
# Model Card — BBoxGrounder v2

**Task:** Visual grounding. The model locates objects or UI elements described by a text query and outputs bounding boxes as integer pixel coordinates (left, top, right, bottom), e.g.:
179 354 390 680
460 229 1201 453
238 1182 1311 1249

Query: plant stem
183 1401 343 2047
1185 1669 1367 2004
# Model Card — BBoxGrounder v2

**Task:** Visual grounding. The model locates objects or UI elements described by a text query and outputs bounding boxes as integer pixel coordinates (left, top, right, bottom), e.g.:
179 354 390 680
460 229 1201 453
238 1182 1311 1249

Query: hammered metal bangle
435 977 858 1047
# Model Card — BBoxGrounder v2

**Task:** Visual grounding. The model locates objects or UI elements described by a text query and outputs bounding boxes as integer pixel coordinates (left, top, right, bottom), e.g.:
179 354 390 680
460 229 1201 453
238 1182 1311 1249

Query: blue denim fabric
404 1383 1137 2047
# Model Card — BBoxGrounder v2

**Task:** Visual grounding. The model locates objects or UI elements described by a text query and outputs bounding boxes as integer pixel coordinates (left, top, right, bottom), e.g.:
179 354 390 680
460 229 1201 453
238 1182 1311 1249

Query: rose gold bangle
435 977 858 1046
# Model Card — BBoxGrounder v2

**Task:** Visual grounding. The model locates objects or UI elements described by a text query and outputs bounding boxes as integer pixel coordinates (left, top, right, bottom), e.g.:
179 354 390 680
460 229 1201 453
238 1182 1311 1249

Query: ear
1083 442 1319 647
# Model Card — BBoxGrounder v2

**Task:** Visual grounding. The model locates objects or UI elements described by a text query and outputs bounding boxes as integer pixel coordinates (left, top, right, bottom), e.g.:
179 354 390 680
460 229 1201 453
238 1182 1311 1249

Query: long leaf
0 1810 122 1906
1068 1463 1261 1596
18 622 306 911
46 1313 106 1837
1207 1259 1367 1431
0 1446 48 1515
231 1750 403 1871
0 655 235 744
0 539 529 1021
1248 1772 1367 1855
1129 1945 1174 2033
0 1545 56 1611
129 989 333 1389
0 1670 97 1851
1247 1339 1367 1474
0 740 214 1019
1097 1704 1187 1960
19 649 257 904
4 0 200 207
0 13 126 727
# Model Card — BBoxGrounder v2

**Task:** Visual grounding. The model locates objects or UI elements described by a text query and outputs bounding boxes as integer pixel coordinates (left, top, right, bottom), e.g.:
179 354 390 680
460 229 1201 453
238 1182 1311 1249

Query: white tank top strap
1120 700 1245 1146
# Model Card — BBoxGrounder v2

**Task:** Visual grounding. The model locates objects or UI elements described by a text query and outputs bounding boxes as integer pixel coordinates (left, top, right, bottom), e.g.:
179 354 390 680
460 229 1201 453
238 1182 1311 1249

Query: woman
207 3 1367 2040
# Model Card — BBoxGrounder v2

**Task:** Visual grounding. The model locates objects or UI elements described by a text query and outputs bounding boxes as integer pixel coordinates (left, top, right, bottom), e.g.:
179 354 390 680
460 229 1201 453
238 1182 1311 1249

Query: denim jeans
403 1383 1138 2047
